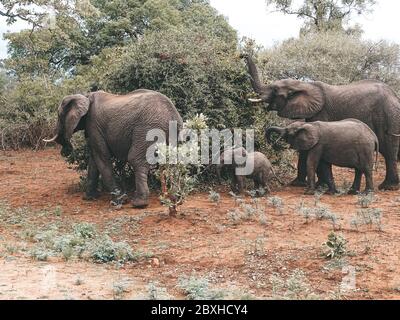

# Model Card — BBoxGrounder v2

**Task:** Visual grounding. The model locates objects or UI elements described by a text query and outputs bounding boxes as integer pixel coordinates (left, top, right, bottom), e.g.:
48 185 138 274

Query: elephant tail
374 138 379 172
270 166 285 186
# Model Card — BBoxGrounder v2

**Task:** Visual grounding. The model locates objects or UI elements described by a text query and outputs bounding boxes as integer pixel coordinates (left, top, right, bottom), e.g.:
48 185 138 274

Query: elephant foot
83 191 100 201
363 189 375 195
304 188 316 195
326 189 339 195
132 197 149 209
347 189 359 196
378 182 400 191
290 178 307 187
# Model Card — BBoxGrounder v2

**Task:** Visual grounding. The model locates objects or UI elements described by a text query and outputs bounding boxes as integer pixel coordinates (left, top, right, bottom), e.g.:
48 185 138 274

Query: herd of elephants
43 55 400 208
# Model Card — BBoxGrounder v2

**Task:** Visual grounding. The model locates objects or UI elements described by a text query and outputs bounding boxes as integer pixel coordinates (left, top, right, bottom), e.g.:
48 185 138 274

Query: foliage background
1 0 399 187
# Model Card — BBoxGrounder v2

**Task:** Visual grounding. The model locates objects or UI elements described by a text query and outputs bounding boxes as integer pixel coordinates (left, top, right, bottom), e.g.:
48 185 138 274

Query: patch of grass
112 279 130 300
74 276 84 286
246 236 266 257
208 190 221 204
3 243 19 255
87 236 139 264
226 199 267 226
247 188 267 198
270 269 319 300
268 196 284 214
357 193 376 208
25 221 142 264
29 246 52 261
350 208 383 232
147 282 171 300
298 202 339 230
178 276 225 300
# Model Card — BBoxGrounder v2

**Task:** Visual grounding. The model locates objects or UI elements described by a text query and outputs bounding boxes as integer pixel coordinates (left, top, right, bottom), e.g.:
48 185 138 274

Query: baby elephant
266 119 379 195
217 147 282 194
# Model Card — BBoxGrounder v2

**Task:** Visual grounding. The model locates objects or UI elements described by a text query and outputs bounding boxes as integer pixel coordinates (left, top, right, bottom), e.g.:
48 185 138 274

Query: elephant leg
236 175 245 194
379 157 400 190
316 161 334 189
291 151 308 187
364 168 375 194
379 136 400 190
304 150 321 195
132 166 150 208
92 150 126 206
254 173 262 190
348 169 362 195
83 156 100 201
216 165 222 184
318 161 337 194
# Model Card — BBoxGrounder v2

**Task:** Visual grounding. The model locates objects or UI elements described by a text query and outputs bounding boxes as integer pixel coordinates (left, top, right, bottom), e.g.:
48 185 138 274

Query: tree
4 0 233 77
257 31 400 92
266 0 376 33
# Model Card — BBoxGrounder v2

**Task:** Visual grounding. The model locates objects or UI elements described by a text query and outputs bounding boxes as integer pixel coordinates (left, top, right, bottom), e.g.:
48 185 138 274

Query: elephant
216 147 282 194
44 89 183 208
265 119 379 195
242 54 400 191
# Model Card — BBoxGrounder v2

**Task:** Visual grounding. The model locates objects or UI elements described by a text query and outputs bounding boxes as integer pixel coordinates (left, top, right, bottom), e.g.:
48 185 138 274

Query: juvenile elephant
265 119 379 195
217 147 282 194
242 54 400 191
44 89 183 208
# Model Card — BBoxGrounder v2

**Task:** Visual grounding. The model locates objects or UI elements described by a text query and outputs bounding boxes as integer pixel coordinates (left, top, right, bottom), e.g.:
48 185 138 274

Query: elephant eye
287 91 298 99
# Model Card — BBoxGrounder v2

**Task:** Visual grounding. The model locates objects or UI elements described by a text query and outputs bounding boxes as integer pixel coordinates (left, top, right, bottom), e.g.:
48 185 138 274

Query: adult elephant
44 89 183 208
242 54 400 191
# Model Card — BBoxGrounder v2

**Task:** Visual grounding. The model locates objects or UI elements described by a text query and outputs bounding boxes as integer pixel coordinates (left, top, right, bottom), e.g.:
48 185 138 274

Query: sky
0 0 399 59
209 0 400 46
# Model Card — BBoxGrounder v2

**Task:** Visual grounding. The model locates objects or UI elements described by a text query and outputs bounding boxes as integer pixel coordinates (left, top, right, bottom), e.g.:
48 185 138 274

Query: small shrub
298 203 339 230
357 193 376 208
30 246 51 261
350 208 383 231
270 269 318 300
268 196 284 214
227 209 243 225
227 200 267 225
208 190 221 204
155 141 201 216
73 222 97 239
147 282 171 300
323 232 348 260
178 276 225 300
112 280 130 300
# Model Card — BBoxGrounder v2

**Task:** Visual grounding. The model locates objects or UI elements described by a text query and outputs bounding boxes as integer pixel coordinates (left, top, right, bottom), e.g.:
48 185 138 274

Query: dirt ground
0 148 400 300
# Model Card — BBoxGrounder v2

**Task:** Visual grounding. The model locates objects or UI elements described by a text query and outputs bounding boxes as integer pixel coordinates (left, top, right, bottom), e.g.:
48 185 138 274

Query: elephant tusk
43 135 58 143
274 136 283 145
388 132 400 137
248 98 263 103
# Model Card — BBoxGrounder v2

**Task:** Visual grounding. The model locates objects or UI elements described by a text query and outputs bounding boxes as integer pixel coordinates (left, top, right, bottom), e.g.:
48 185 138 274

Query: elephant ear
292 124 319 151
277 80 324 119
58 94 90 141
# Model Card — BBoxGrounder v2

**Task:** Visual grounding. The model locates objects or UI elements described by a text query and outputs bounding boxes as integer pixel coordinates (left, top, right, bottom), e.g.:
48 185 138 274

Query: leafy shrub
270 269 318 300
87 236 137 264
178 276 225 300
350 208 383 232
323 232 348 259
208 190 221 204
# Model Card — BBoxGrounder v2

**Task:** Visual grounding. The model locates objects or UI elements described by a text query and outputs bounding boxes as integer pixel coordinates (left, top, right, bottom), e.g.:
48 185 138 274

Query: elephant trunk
265 126 286 145
243 55 267 96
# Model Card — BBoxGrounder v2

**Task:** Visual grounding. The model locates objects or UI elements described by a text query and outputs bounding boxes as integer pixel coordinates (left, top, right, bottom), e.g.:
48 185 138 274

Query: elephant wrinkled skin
44 89 183 208
243 54 400 191
216 147 282 194
266 119 379 195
